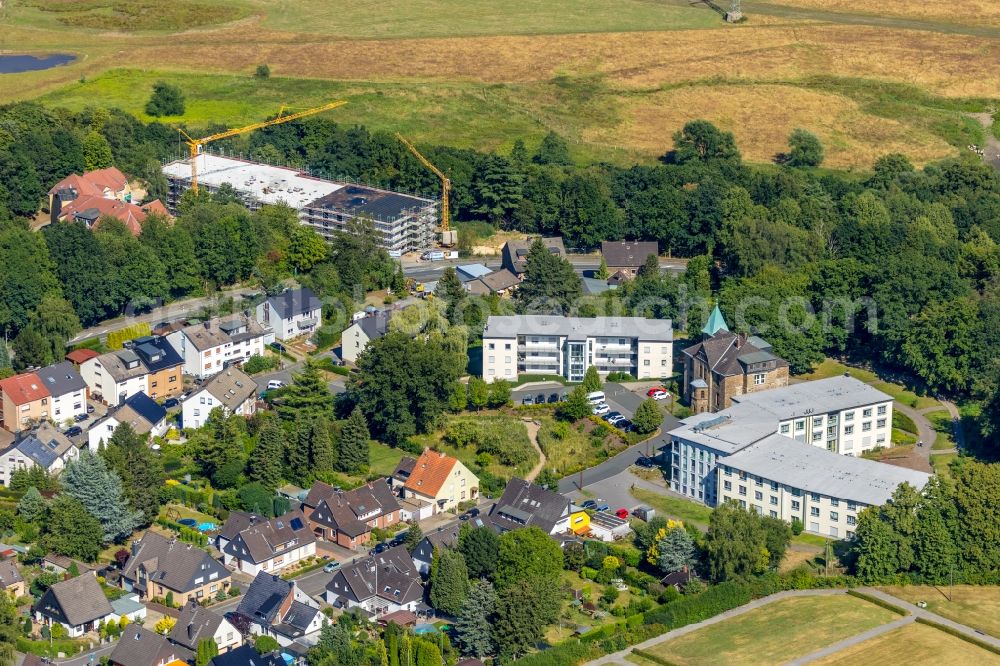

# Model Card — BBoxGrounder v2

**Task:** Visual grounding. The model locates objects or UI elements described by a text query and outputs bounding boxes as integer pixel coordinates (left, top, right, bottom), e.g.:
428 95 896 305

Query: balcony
523 340 559 351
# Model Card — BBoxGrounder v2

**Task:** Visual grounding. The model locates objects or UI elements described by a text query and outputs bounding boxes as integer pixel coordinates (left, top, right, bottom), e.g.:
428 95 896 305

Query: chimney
187 622 195 640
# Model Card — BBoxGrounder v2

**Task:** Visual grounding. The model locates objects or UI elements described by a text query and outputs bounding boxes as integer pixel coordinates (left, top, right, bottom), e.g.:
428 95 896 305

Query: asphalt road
401 255 687 283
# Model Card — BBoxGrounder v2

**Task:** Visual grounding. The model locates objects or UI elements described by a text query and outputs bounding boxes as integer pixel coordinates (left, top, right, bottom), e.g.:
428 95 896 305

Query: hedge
642 580 753 628
846 590 908 616
513 640 600 666
914 617 1000 656
631 649 680 666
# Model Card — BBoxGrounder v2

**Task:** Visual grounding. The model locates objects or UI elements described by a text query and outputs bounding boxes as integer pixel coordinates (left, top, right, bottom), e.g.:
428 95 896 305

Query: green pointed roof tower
702 304 729 337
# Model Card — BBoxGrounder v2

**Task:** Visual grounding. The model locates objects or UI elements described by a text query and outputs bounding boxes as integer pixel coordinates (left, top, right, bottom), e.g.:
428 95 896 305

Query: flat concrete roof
721 433 930 506
483 315 672 342
162 154 342 209
731 375 893 419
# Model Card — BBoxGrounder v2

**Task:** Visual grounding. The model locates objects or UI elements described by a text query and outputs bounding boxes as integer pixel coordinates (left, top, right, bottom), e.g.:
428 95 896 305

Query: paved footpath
585 587 1000 666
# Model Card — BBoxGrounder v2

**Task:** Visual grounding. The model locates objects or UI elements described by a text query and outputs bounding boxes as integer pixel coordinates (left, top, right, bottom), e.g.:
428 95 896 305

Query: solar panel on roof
289 518 303 530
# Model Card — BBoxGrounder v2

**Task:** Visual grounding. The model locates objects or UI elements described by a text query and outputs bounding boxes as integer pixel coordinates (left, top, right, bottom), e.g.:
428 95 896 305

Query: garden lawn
799 359 940 410
638 594 899 665
409 413 539 479
879 585 1000 638
926 410 957 450
810 621 1000 665
369 442 406 477
630 488 712 528
931 452 958 478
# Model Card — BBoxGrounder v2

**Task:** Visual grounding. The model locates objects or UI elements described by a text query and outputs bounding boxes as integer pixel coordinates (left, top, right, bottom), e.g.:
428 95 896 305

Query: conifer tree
336 407 369 474
309 418 336 472
249 419 284 490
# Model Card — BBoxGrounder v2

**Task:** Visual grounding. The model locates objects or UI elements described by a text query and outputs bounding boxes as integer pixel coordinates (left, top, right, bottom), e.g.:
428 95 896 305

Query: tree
533 131 572 166
155 617 176 635
459 526 499 579
286 419 311 484
44 495 102 561
448 381 468 413
703 502 773 582
786 128 824 167
471 155 522 225
582 366 602 392
670 120 740 164
100 422 165 525
15 486 45 523
559 172 622 251
515 238 582 313
276 363 333 420
238 483 274 515
495 526 563 590
468 377 488 411
487 379 512 408
430 548 470 617
403 523 423 553
656 527 695 574
248 418 285 490
196 638 219 666
337 407 370 473
254 635 280 654
632 398 663 435
255 64 271 79
492 580 559 659
82 131 113 171
61 450 142 544
455 580 496 658
852 508 900 583
145 82 185 117
11 326 51 370
309 417 336 473
556 386 592 422
437 267 467 324
596 257 610 280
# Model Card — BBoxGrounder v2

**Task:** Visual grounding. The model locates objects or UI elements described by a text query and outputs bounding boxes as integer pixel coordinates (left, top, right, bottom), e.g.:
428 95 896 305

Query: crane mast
396 133 455 247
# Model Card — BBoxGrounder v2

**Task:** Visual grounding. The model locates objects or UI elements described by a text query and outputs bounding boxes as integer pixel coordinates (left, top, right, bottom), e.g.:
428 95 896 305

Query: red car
615 508 630 520
646 387 669 399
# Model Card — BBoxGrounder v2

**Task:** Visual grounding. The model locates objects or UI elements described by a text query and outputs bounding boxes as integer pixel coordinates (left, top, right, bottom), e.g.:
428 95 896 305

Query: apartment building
162 154 438 254
481 315 673 382
667 375 894 506
80 349 150 405
0 364 88 432
181 367 257 430
717 433 930 538
35 362 88 425
167 316 268 380
256 287 322 342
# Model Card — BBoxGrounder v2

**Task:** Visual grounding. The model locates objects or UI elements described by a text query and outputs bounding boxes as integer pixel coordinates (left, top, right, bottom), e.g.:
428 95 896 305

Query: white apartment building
667 376 894 506
181 367 257 430
80 349 150 405
481 315 673 382
35 362 88 425
167 316 269 380
255 287 322 342
717 433 930 538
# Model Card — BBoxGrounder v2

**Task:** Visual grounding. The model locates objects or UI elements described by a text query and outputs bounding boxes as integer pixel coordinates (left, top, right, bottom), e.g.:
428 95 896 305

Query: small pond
0 53 76 74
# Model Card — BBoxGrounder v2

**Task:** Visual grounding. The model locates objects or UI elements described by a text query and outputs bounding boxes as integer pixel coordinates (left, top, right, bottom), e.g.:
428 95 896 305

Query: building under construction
162 153 438 253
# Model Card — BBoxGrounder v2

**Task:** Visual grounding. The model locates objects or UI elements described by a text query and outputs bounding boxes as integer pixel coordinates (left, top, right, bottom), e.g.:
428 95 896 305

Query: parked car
604 412 624 424
74 413 89 423
580 499 598 510
648 387 670 400
267 380 286 390
592 402 610 416
459 513 470 521
635 456 655 468
594 503 610 512
615 508 630 520
467 507 480 517
64 426 83 437
373 542 389 554
269 342 286 353
86 404 95 414
536 393 546 404
522 395 535 405
616 419 634 432
163 398 179 409
390 534 407 547
323 561 342 573
548 393 560 403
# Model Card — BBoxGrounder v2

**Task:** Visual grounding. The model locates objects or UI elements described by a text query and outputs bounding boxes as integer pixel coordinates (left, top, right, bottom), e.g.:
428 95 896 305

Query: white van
586 391 606 405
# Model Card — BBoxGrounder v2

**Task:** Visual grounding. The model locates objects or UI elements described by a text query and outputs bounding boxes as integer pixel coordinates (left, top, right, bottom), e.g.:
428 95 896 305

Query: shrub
643 580 753 628
254 64 270 79
243 354 279 374
145 81 185 117
791 517 804 535
443 416 534 467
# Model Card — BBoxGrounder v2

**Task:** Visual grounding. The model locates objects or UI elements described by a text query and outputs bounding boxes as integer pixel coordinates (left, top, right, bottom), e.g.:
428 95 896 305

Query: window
812 431 823 442
488 355 495 364
662 359 668 367
847 501 857 511
847 515 856 526
505 356 511 364
810 507 820 517
644 359 650 366
770 510 778 518
769 496 778 506
877 418 886 428
738 485 747 496
754 491 763 501
877 405 887 416
811 492 820 502
770 481 778 490
644 346 650 353
724 467 731 476
845 425 854 435
724 481 732 491
200 397 206 404
505 343 511 350
847 530 855 539
780 424 790 434
754 478 762 487
830 511 839 521
795 420 805 431
863 408 872 417
792 500 800 510
845 411 855 421
862 422 872 432
151 380 158 388
754 373 766 385
488 343 495 350
169 375 177 382
830 498 839 507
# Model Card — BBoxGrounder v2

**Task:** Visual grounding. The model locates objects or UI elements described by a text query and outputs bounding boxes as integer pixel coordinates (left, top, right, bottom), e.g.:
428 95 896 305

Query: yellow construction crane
176 100 348 191
396 133 456 247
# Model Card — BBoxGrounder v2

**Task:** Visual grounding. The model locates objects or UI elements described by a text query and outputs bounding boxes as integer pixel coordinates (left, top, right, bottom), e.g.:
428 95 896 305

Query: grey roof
682 330 786 378
223 509 315 565
110 624 181 666
217 511 261 542
670 401 794 454
483 315 672 342
210 645 284 666
721 434 931 506
110 594 145 617
731 375 893 419
169 600 226 651
601 241 658 268
489 477 569 534
502 237 565 274
581 277 613 295
267 288 321 320
129 336 183 373
236 572 293 626
478 269 520 293
412 523 462 564
35 362 87 397
456 264 493 282
273 600 319 638
0 560 23 589
392 456 417 483
35 574 113 626
307 185 434 220
93 349 148 383
327 545 423 606
122 531 230 594
355 311 390 341
309 479 401 538
202 368 257 412
16 423 74 469
181 316 268 352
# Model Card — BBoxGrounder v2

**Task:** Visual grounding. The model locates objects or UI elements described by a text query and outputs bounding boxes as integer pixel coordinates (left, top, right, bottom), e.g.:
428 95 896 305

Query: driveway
558 427 674 494
563 470 669 513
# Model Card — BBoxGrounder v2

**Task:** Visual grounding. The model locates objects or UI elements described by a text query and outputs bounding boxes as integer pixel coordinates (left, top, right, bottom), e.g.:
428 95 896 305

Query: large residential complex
667 375 894 507
162 154 438 253
481 315 673 382
718 434 929 538
681 306 789 414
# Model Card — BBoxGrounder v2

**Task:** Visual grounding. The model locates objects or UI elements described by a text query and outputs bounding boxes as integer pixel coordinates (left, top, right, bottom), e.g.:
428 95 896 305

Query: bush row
914 617 1000 656
845 589 908 615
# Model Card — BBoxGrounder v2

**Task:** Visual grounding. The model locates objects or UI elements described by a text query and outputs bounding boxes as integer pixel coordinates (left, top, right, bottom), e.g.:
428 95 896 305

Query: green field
880 585 1000 638
633 594 899 665
800 359 942 410
631 488 713 528
369 442 406 478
